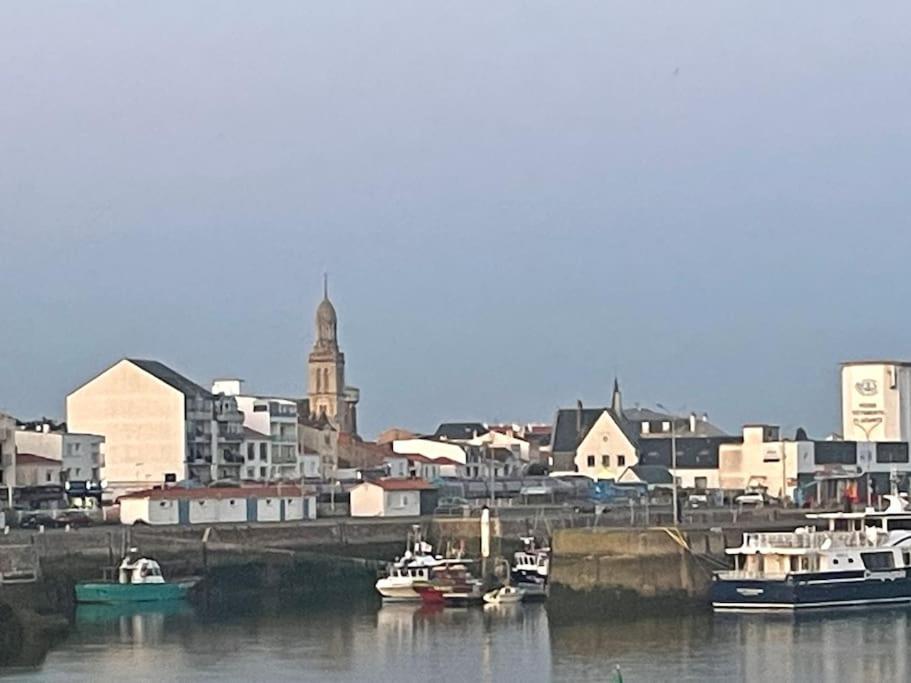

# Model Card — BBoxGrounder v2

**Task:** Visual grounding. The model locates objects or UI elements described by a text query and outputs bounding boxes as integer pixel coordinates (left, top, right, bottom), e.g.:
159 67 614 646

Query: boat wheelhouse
712 495 911 611
511 537 550 599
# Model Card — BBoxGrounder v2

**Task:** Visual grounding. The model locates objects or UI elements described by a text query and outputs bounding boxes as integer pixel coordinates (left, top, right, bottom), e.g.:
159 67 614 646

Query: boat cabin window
861 551 895 571
903 551 911 567
885 518 911 532
831 519 860 532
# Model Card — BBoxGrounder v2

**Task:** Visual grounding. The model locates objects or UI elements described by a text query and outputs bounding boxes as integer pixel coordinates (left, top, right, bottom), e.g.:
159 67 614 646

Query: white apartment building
15 423 104 483
67 359 244 496
212 380 302 481
841 361 911 442
0 411 16 502
719 425 803 500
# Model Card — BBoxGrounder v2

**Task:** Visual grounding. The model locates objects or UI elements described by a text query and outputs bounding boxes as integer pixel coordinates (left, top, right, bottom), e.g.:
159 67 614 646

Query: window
586 455 595 468
401 495 409 506
903 551 911 567
260 467 267 477
75 468 81 477
229 500 236 506
695 477 707 491
861 552 895 571
887 518 911 532
814 442 857 466
253 405 268 412
247 444 255 461
877 443 910 464
617 455 626 467
246 468 254 478
259 443 268 460
601 455 610 467
46 471 53 482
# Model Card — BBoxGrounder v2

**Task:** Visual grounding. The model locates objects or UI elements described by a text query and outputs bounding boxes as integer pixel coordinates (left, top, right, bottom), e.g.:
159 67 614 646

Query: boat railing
741 530 882 550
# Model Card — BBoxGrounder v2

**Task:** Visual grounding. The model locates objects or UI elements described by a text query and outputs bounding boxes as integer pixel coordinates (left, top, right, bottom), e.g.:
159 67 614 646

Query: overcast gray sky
2 3 911 438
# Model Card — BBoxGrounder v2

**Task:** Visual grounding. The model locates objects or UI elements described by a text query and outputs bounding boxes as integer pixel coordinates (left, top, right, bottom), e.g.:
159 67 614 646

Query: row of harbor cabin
119 485 317 525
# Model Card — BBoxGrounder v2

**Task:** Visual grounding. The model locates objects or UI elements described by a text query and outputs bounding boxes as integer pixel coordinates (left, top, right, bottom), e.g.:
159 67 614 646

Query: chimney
576 400 583 434
689 412 697 433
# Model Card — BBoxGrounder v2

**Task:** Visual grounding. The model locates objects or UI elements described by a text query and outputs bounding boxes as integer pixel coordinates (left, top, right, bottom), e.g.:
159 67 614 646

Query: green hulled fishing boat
75 549 196 604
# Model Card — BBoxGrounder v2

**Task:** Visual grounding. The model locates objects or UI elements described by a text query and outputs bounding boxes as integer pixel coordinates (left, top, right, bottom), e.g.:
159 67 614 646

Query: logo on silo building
855 379 878 396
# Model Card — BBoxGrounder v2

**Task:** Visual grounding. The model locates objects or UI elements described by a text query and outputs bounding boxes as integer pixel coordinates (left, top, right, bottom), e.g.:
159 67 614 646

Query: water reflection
7 600 911 681
75 602 194 645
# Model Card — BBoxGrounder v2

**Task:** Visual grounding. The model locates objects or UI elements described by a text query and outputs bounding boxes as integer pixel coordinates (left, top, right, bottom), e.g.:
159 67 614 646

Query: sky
2 3 911 439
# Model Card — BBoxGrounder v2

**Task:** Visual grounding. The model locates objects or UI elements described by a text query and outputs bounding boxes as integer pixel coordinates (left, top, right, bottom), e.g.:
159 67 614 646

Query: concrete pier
549 527 729 614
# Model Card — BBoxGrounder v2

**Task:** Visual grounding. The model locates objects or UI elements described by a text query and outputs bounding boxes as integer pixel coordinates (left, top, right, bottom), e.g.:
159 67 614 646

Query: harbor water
3 598 911 681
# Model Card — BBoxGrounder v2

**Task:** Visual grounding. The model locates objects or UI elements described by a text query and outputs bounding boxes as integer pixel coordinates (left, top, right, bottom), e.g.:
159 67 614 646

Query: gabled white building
67 359 244 496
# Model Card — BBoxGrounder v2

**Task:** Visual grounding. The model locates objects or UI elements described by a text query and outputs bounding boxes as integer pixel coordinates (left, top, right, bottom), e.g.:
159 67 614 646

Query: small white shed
349 478 436 518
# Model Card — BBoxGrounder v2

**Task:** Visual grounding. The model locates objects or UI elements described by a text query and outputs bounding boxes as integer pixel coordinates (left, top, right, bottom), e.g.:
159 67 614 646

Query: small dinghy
483 585 523 605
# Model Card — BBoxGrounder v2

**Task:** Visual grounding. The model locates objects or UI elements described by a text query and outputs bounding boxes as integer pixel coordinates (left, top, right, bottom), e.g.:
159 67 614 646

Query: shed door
178 500 190 525
247 497 257 522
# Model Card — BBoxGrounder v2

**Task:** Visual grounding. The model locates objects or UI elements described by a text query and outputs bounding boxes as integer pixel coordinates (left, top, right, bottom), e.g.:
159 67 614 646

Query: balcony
220 451 245 465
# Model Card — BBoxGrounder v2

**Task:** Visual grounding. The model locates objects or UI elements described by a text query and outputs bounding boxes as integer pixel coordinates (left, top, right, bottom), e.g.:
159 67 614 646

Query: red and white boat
414 562 484 606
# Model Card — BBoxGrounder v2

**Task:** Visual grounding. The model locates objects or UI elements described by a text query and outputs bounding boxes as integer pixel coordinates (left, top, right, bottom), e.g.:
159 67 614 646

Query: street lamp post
657 404 679 526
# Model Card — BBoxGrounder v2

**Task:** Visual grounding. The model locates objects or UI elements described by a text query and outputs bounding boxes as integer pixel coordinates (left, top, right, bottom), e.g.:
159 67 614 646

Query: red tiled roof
119 485 306 501
359 478 436 491
16 453 61 466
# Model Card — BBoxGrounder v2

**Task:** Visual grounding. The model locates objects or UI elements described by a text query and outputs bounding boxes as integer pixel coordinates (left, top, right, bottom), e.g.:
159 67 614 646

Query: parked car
19 513 59 529
686 493 709 509
735 492 768 506
434 497 471 516
56 510 93 528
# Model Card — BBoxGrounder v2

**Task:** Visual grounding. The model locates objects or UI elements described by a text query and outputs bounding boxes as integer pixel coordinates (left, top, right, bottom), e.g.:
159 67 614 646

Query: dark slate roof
628 465 673 485
127 359 211 398
624 408 728 438
623 408 671 422
243 427 269 440
551 407 639 454
433 422 488 441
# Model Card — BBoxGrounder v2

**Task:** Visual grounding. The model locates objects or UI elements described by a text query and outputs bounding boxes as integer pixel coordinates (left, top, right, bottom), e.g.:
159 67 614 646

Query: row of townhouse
550 366 911 505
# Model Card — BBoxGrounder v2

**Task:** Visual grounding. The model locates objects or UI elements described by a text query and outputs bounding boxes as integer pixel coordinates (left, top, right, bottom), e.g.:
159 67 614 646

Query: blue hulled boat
712 495 911 611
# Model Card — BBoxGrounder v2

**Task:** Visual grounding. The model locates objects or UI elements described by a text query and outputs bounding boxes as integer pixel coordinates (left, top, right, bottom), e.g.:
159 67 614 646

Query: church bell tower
307 276 358 434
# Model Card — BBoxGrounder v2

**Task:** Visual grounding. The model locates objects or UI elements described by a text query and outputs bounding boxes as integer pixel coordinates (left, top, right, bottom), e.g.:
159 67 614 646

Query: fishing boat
712 494 911 611
511 537 550 600
414 562 484 606
75 549 196 604
375 526 468 601
483 585 523 605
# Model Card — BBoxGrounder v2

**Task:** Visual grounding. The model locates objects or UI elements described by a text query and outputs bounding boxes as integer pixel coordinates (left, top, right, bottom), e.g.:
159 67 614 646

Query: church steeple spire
611 377 623 416
323 272 328 299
